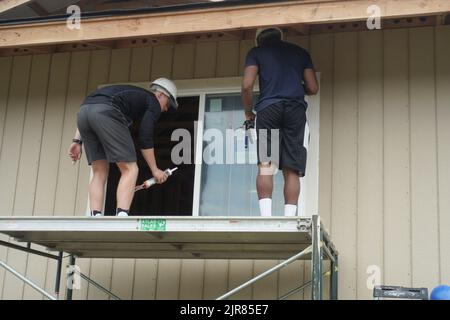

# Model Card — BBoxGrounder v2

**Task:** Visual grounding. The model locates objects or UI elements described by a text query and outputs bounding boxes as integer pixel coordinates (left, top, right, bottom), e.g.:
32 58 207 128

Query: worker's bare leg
90 160 109 212
283 167 300 216
116 162 139 211
257 162 277 216
257 162 274 199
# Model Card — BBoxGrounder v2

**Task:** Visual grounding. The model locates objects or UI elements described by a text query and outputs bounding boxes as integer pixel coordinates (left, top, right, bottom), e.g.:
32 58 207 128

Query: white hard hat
150 78 178 110
255 27 284 46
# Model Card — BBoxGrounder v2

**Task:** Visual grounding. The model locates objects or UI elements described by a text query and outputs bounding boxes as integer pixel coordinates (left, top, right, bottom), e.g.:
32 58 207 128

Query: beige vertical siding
0 25 449 300
435 26 450 286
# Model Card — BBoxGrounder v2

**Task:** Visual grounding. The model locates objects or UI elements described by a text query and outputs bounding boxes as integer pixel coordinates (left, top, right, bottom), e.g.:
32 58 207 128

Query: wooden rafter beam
0 0 32 13
1 0 450 48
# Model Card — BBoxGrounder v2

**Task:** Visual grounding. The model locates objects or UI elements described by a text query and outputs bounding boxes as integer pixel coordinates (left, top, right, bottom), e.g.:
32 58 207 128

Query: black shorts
256 100 308 177
77 103 136 165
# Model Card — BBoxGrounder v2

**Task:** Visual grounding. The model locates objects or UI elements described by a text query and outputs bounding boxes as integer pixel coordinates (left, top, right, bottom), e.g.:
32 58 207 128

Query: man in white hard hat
242 27 319 217
68 78 178 217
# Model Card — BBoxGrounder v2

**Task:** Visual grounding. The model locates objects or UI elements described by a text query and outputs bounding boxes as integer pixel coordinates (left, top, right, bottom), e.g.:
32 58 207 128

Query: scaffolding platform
0 215 338 300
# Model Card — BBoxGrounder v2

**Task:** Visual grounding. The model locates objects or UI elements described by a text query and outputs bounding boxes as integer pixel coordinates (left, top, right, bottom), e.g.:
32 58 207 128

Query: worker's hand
245 111 256 121
152 168 168 184
68 142 82 163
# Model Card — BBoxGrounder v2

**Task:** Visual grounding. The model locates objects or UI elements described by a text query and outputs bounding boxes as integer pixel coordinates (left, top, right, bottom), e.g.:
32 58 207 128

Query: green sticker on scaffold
140 219 166 231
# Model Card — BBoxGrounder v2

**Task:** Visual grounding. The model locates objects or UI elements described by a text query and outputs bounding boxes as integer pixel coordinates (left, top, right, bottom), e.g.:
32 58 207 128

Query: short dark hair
257 28 282 46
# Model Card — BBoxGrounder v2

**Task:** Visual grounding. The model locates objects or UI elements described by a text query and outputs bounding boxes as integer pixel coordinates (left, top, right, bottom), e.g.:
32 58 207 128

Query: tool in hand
243 119 256 149
134 167 178 192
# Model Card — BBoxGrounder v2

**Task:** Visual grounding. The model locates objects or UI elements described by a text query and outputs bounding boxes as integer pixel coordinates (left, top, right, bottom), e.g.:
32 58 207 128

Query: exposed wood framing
1 0 450 49
309 15 439 34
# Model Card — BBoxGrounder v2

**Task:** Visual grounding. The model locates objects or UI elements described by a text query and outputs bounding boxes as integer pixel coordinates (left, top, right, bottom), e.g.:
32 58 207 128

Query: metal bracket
297 218 312 232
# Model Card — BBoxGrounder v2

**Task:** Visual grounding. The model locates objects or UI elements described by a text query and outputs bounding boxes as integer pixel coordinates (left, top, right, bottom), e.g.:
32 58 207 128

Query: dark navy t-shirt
245 40 314 112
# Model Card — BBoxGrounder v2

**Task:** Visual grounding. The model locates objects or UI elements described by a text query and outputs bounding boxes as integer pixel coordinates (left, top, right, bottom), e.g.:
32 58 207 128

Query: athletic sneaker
116 211 129 217
91 211 103 217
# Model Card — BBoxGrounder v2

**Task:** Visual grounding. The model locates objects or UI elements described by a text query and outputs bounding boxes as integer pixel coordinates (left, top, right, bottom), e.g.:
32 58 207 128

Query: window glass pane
199 94 285 216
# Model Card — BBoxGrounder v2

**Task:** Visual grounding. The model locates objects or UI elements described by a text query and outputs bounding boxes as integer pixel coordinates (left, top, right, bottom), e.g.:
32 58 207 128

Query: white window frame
89 76 320 217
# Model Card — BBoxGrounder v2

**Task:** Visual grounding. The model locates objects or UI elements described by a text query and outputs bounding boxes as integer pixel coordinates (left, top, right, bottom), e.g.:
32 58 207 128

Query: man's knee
117 162 139 176
282 167 299 177
258 162 278 176
92 160 109 179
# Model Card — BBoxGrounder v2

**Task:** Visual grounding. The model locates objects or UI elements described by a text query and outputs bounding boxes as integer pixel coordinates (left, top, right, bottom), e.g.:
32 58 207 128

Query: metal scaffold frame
0 215 338 300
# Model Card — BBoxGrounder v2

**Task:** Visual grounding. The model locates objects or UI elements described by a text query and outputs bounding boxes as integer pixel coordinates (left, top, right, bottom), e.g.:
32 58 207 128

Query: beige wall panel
251 260 278 299
194 42 217 79
0 55 32 299
33 53 71 217
435 26 450 284
216 41 239 77
0 57 12 153
48 51 90 299
132 259 158 299
286 35 310 49
156 259 181 299
178 259 205 299
130 46 152 82
29 53 71 300
356 30 384 299
173 43 195 80
278 261 304 300
228 260 253 299
331 32 358 299
310 33 334 229
310 33 334 299
151 45 174 79
53 51 90 217
0 56 12 296
14 54 51 216
409 27 440 288
16 54 51 300
202 260 229 299
383 29 412 287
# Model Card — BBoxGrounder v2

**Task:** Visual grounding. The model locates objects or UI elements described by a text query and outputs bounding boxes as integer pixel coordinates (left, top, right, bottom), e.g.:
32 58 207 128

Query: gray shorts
77 103 136 165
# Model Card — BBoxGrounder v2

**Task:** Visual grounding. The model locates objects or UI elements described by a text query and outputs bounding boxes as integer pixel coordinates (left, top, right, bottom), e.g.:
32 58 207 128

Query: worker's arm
138 108 166 184
241 65 258 121
140 148 167 184
303 68 319 95
68 128 82 163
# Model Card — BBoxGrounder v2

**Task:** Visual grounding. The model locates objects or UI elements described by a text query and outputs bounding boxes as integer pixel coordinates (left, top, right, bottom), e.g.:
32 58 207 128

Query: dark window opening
105 96 199 216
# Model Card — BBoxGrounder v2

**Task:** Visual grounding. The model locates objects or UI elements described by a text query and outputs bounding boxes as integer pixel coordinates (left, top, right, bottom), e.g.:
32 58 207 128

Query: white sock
259 198 272 217
284 204 297 217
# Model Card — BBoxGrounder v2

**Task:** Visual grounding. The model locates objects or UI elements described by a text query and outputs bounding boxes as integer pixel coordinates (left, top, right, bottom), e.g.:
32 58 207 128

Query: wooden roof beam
1 0 450 48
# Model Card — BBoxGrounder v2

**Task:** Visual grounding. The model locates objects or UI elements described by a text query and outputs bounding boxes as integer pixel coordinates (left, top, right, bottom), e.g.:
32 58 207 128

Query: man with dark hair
242 27 319 217
68 78 178 217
